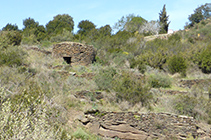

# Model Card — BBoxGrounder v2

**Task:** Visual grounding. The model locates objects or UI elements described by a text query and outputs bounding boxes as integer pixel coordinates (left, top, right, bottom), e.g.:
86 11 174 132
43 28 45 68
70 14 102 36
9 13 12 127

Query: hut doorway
63 57 71 64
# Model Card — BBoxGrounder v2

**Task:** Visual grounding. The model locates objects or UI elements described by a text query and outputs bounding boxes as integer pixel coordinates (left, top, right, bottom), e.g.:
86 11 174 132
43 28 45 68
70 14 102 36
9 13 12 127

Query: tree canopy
2 23 19 31
159 4 170 34
77 20 96 37
23 17 39 29
46 14 74 36
187 3 211 28
114 14 147 32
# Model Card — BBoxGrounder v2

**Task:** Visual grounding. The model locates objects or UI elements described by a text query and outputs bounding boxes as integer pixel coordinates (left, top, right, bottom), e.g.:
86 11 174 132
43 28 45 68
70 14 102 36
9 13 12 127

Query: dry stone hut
52 42 96 66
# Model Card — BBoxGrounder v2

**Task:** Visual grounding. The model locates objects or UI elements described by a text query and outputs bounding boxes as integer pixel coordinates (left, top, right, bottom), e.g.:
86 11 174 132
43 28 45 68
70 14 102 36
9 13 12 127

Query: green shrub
0 87 71 140
0 31 22 47
173 95 198 117
206 102 211 124
139 48 168 70
50 28 74 43
129 57 146 74
21 36 38 45
167 55 187 76
147 73 172 88
198 44 211 73
94 67 117 91
113 71 151 106
0 45 26 67
72 128 90 140
168 33 181 43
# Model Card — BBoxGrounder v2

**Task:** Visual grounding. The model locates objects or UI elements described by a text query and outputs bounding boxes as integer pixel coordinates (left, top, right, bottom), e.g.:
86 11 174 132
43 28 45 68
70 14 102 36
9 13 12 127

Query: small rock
69 72 76 76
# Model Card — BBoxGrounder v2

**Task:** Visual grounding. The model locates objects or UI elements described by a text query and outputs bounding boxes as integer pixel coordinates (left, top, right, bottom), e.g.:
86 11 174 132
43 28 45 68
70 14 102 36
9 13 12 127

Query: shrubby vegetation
167 54 187 76
147 73 172 88
1 2 211 139
113 71 152 106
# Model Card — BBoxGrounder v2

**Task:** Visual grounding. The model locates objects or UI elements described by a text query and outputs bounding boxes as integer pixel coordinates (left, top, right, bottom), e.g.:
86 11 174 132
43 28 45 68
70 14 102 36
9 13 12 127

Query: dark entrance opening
63 57 71 64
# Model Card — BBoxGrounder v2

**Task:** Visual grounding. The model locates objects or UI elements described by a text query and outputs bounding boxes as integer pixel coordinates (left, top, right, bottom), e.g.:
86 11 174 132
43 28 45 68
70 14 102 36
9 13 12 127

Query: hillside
1 16 211 140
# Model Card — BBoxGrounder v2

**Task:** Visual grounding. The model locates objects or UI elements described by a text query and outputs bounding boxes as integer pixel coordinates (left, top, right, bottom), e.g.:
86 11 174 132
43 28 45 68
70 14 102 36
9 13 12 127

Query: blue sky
0 0 210 33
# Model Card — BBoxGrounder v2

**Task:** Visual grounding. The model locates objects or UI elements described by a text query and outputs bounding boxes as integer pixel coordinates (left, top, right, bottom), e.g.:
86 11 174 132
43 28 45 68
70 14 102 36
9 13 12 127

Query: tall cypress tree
159 4 170 34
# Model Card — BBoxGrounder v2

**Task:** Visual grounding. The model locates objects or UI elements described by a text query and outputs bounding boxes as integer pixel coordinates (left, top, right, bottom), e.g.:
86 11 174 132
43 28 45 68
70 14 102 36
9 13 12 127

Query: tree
77 20 96 37
23 17 38 29
186 3 211 28
98 25 112 37
34 25 46 41
22 17 46 43
159 4 170 34
46 14 74 36
139 20 161 35
2 23 19 31
114 14 147 32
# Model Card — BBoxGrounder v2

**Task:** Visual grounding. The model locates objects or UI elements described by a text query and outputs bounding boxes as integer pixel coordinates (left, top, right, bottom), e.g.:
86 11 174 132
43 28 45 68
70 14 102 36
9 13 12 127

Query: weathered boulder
52 42 96 66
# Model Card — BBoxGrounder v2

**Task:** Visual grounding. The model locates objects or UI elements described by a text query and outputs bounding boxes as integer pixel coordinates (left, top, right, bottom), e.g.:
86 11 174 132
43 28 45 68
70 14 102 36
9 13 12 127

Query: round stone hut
52 42 96 66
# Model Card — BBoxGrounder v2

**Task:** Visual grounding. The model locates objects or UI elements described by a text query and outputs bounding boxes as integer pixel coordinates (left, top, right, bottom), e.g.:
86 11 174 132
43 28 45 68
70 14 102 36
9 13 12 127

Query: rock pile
52 42 96 66
79 111 211 140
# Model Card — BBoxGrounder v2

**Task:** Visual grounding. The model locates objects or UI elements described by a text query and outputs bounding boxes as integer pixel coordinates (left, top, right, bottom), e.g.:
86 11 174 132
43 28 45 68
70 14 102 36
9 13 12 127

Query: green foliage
98 25 112 37
173 95 198 116
113 71 152 106
94 67 117 91
21 35 38 45
109 30 133 52
186 3 211 28
22 17 46 43
168 33 181 43
147 73 172 88
125 16 147 32
129 57 146 74
198 44 211 73
0 87 71 140
140 48 168 70
46 14 74 36
159 4 170 34
50 28 74 42
72 128 90 140
206 102 211 124
23 17 39 29
2 23 19 31
0 32 25 67
0 45 26 67
34 25 46 41
114 14 147 32
0 31 22 47
167 55 187 76
77 20 96 38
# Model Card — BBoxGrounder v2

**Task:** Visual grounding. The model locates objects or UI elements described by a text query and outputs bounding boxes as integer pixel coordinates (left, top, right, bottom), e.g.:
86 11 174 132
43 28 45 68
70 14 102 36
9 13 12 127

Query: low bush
198 44 211 73
113 71 152 106
0 45 26 67
173 95 198 117
0 31 22 47
147 73 172 88
167 55 187 76
168 33 181 43
21 36 38 45
129 57 146 74
0 87 71 139
94 67 117 91
173 94 211 122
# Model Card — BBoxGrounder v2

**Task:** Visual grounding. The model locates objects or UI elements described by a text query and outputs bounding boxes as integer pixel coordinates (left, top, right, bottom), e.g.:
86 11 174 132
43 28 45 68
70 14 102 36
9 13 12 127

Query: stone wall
79 111 211 140
179 79 211 89
52 42 96 66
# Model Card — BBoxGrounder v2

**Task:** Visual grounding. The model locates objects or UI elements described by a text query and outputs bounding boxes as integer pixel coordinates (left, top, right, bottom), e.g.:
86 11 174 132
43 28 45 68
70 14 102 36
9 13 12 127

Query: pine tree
159 4 170 34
